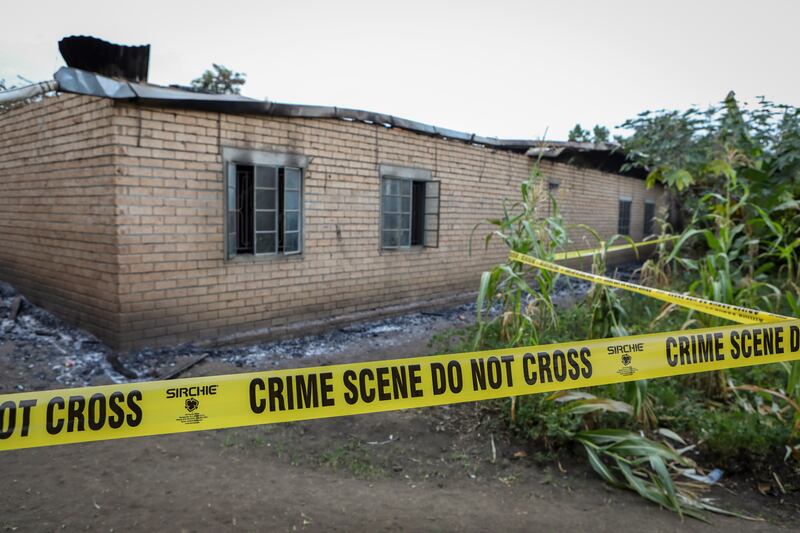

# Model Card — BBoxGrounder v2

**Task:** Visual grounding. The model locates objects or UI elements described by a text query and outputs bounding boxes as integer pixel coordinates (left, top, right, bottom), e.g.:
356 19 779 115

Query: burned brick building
0 59 664 350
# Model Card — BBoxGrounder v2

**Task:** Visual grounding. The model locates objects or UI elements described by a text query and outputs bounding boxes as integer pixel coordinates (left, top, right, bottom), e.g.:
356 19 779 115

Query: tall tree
619 91 800 233
568 123 610 143
592 125 610 143
191 64 246 95
568 123 591 142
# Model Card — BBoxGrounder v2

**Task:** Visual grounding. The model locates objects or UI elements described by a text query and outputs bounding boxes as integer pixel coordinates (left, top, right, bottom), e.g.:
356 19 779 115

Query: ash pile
0 282 118 391
0 262 641 392
0 281 478 391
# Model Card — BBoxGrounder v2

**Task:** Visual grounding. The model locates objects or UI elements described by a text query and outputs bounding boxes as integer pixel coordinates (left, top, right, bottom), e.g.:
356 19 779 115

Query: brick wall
109 104 526 348
540 160 665 267
109 102 664 349
0 94 665 350
0 94 120 340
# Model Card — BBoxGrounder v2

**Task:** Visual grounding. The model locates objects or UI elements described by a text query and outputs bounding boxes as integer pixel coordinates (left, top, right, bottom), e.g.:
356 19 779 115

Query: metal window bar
236 167 254 253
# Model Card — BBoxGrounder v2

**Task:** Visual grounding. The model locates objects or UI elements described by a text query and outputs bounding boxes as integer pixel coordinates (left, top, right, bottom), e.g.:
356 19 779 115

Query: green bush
503 394 583 450
691 410 789 470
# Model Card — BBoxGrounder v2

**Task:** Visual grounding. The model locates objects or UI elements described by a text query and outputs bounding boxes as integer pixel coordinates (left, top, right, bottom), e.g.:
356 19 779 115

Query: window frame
222 147 308 261
617 197 632 236
378 164 439 251
546 180 560 216
381 176 413 248
643 200 656 237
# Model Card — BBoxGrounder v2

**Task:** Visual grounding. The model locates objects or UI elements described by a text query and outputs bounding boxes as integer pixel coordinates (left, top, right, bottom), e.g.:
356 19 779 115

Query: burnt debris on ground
0 262 641 391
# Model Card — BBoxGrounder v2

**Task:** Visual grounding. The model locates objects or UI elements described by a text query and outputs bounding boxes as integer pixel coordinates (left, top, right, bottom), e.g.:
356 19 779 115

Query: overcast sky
1 0 797 140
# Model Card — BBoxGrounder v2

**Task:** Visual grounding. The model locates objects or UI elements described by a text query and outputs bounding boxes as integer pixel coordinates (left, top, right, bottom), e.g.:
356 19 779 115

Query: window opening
618 198 632 235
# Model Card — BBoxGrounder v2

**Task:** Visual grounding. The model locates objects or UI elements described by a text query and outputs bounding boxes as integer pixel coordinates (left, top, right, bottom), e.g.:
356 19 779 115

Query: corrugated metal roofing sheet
59 36 150 83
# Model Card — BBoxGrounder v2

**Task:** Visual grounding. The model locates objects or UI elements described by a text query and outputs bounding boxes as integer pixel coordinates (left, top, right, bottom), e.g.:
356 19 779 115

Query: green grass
319 439 383 479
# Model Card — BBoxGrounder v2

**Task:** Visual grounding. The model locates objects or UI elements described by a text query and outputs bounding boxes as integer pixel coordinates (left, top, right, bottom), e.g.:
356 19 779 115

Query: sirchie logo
176 396 208 425
617 354 638 376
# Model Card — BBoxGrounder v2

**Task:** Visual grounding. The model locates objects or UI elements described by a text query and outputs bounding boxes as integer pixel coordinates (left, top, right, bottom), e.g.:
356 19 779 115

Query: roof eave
53 67 642 176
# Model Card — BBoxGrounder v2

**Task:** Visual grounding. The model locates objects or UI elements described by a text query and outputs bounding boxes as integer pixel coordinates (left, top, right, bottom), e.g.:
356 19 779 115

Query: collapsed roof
526 142 646 179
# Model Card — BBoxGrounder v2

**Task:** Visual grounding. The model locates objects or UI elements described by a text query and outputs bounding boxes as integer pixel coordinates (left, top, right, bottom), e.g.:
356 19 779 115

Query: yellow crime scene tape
0 245 797 451
550 235 677 262
509 250 788 325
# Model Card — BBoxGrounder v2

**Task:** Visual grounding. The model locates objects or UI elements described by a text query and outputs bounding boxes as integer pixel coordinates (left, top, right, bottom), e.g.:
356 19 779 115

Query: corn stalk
470 162 569 350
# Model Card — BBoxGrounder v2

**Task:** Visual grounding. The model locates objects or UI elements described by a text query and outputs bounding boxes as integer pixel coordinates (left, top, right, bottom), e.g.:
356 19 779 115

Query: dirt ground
1 305 799 531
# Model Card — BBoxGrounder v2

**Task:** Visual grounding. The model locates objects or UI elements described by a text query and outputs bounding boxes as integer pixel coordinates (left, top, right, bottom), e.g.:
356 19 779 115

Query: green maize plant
470 162 569 350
